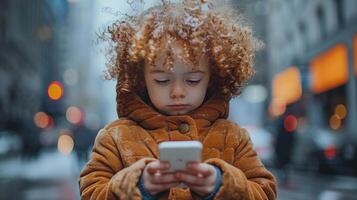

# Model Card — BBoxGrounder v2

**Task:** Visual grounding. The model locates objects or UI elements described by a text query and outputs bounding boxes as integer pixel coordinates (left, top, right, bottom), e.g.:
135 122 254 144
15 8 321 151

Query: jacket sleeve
78 128 156 200
204 127 277 200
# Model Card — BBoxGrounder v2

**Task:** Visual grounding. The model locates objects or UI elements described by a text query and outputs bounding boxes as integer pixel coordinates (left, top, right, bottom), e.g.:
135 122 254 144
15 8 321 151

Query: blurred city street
274 170 357 200
1 0 357 199
0 151 80 200
1 151 357 200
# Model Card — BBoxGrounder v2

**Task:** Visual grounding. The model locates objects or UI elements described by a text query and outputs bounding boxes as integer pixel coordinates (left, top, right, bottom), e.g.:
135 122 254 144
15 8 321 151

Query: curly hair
101 0 261 104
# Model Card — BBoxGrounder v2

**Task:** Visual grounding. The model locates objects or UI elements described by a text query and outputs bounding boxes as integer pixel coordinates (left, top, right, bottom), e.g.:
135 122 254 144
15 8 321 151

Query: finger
147 161 170 174
187 163 214 177
150 173 178 184
175 172 210 186
146 162 160 174
146 182 181 195
185 162 201 175
185 183 215 197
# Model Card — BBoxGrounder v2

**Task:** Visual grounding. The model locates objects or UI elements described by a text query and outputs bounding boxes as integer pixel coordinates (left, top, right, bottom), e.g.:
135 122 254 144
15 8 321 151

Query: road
1 151 357 200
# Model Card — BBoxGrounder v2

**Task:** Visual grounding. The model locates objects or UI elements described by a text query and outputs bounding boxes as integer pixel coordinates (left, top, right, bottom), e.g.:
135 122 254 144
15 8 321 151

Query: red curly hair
101 0 261 106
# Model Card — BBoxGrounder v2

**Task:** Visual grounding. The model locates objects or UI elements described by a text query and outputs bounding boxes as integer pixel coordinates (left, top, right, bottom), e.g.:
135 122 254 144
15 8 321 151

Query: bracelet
202 166 222 200
137 174 157 200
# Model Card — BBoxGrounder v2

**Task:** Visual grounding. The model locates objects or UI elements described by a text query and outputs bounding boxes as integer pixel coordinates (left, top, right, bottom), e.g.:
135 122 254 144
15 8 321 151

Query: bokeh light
269 98 286 117
37 26 52 41
242 85 268 103
284 114 298 132
329 114 341 130
66 106 84 124
57 134 74 155
48 81 64 100
324 145 337 160
47 116 54 129
335 104 347 119
63 68 79 86
310 44 348 94
33 112 53 129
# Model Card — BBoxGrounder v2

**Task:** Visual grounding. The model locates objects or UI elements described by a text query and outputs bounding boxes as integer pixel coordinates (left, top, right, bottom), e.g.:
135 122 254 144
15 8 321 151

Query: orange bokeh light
272 67 302 106
33 112 53 129
33 112 50 129
48 81 63 100
329 114 341 130
269 98 287 118
335 104 347 119
353 35 357 76
284 115 298 132
310 44 348 94
66 106 83 125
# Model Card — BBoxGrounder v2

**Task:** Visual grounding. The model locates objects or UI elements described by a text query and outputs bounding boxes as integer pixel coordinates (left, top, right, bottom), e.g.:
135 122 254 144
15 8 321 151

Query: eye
186 79 201 85
154 79 170 85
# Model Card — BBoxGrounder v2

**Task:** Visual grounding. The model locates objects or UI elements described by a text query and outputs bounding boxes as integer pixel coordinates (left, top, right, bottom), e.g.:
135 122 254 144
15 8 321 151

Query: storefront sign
310 44 348 94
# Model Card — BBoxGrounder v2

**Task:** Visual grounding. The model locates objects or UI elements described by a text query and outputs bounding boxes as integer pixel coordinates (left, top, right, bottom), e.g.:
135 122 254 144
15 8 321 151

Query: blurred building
266 0 357 174
228 0 270 127
69 0 121 126
0 0 69 156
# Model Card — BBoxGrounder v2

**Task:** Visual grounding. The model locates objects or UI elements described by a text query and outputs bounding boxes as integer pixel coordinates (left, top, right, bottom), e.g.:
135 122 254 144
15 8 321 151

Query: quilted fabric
79 93 276 199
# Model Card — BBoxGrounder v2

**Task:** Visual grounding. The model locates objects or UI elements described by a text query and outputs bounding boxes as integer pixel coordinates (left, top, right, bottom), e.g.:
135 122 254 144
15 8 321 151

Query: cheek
188 85 208 104
148 84 164 96
146 84 168 104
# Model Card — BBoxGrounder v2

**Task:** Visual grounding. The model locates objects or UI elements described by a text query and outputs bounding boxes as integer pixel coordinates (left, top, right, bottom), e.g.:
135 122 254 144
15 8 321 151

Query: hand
142 161 180 195
175 162 217 197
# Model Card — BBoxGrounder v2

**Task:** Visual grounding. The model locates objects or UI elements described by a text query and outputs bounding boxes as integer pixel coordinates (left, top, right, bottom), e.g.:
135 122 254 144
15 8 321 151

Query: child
79 0 276 199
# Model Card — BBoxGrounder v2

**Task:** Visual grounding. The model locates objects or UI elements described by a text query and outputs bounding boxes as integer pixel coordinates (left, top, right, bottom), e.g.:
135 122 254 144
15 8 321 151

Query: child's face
144 42 210 116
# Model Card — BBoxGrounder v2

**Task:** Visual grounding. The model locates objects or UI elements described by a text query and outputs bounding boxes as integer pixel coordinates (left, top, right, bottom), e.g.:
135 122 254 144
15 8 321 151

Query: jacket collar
117 92 229 131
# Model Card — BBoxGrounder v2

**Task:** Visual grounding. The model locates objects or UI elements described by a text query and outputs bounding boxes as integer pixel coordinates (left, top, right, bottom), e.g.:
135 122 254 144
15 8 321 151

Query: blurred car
244 125 274 167
293 127 357 175
0 130 23 156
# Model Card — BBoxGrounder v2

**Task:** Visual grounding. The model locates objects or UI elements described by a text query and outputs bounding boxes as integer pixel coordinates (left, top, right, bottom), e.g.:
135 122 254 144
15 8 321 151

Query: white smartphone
159 141 202 173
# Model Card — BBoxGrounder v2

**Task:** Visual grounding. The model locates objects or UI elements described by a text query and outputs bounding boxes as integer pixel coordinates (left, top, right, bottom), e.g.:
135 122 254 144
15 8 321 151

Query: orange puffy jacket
79 93 276 200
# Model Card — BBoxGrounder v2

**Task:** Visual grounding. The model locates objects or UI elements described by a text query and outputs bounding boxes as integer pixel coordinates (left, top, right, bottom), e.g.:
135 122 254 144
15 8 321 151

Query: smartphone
159 141 202 173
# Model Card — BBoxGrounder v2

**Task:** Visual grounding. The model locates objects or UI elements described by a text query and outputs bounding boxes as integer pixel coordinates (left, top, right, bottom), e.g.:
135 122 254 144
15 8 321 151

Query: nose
170 81 186 99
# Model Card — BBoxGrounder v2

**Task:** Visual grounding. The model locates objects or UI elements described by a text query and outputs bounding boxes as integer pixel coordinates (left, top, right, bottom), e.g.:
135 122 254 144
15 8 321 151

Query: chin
165 110 188 116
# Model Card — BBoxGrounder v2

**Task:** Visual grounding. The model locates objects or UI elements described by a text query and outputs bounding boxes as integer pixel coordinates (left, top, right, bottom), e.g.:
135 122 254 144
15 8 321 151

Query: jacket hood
116 89 229 130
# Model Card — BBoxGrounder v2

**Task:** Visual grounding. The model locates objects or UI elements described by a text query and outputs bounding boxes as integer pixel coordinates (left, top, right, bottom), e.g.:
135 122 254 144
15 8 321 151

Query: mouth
167 104 190 111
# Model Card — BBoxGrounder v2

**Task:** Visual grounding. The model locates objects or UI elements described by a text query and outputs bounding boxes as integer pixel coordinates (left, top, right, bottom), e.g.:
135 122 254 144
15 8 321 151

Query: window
316 5 327 39
0 1 7 42
0 18 5 42
334 0 345 28
299 21 307 49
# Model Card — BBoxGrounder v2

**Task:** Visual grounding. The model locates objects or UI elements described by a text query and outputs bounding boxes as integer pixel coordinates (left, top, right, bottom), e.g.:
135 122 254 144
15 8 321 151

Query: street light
48 81 64 101
33 112 53 129
66 106 84 125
